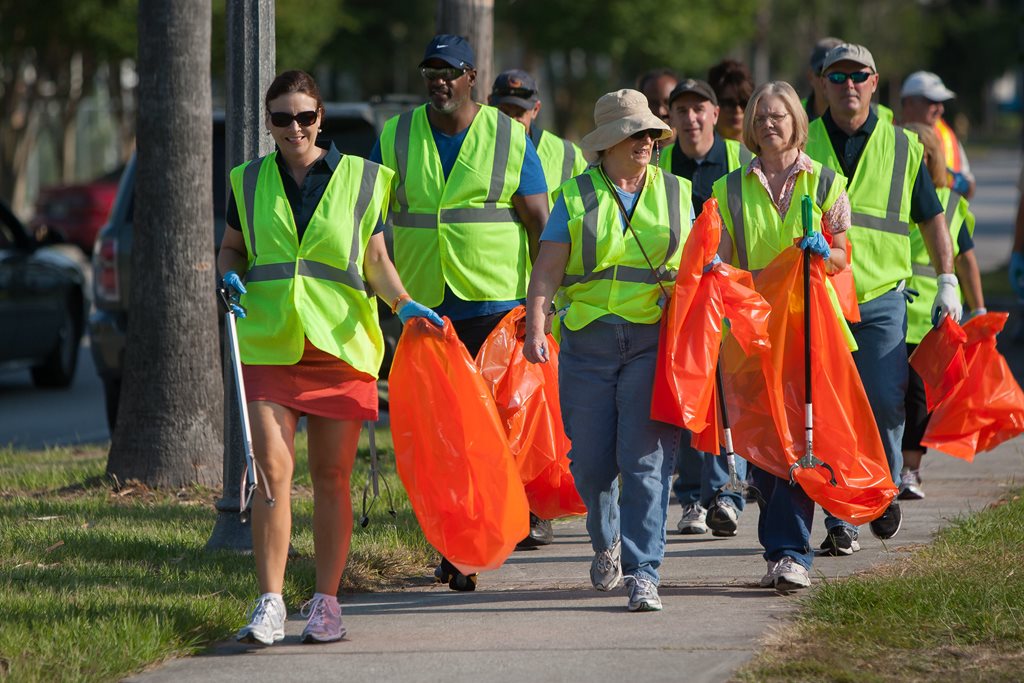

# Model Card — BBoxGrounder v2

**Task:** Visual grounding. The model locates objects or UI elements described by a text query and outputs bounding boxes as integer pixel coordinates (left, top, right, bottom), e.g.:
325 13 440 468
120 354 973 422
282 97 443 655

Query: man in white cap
805 43 960 556
900 70 975 199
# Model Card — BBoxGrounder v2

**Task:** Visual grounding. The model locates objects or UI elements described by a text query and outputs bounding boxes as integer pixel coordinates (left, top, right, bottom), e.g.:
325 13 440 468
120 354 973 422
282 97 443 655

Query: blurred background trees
2 0 1020 216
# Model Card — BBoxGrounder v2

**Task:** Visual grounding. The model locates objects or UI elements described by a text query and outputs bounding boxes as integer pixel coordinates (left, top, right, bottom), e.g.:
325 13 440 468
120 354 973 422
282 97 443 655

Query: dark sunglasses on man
420 66 469 82
826 71 872 85
269 110 319 128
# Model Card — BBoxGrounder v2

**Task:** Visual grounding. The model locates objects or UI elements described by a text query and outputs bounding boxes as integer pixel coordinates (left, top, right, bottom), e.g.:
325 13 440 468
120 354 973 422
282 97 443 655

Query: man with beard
371 34 550 591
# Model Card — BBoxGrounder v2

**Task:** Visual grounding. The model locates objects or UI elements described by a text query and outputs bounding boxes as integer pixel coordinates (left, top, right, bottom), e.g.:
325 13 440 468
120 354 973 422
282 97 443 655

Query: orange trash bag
389 317 530 575
823 232 860 323
909 318 968 411
650 198 771 455
721 246 896 525
476 306 586 519
922 312 1024 461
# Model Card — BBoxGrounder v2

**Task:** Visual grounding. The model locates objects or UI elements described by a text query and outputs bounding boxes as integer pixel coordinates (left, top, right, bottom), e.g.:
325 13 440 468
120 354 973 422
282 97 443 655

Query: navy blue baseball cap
420 34 475 70
489 69 540 109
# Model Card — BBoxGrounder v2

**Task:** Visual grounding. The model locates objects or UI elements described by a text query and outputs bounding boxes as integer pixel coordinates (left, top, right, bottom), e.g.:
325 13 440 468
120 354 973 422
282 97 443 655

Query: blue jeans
825 288 907 531
673 437 748 509
752 465 815 570
559 321 682 584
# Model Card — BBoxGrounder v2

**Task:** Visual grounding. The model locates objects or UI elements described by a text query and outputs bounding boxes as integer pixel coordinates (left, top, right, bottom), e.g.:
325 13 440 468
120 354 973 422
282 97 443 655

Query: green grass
735 492 1024 683
0 430 434 682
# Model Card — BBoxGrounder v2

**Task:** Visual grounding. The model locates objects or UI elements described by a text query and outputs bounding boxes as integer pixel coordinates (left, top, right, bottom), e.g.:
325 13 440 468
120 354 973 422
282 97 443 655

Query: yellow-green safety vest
229 153 392 376
658 138 752 174
560 166 692 331
806 117 923 303
536 129 587 208
379 104 529 307
906 187 973 344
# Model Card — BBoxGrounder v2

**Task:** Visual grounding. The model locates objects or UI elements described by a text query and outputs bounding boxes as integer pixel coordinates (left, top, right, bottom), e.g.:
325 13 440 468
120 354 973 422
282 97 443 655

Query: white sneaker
236 595 286 645
624 574 663 612
300 595 346 643
773 557 811 591
590 538 623 591
898 468 925 500
677 503 708 534
759 560 779 588
706 498 740 537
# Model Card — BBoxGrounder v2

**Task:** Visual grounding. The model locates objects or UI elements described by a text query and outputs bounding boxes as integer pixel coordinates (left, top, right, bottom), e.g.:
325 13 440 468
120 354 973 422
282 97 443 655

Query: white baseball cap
900 71 955 102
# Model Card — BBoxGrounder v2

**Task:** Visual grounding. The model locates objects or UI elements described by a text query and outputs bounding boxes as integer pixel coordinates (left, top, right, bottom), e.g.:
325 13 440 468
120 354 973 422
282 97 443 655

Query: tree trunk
106 0 223 488
435 0 493 104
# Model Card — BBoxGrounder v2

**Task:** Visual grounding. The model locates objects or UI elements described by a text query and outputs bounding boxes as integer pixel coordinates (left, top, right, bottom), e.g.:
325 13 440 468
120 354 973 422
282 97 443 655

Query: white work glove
931 273 963 326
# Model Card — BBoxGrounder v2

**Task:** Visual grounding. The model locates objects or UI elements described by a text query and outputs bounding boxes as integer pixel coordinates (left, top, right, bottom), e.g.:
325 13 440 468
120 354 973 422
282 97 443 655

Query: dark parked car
0 199 88 388
30 167 122 255
90 100 415 429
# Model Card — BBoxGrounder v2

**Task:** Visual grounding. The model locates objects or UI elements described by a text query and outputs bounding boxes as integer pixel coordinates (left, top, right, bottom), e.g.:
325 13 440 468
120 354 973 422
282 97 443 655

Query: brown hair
742 81 808 156
707 59 754 104
264 70 324 115
902 122 946 188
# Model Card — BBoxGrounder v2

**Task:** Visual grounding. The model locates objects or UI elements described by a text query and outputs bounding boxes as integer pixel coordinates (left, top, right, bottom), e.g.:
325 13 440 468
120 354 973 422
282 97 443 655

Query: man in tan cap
805 42 959 555
522 88 692 612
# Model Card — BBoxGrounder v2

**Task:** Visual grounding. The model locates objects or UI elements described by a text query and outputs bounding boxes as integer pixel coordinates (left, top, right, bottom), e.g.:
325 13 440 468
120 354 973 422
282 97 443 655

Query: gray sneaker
706 497 740 537
898 468 925 500
300 596 345 643
624 574 663 612
236 595 286 645
773 557 811 592
759 560 779 588
590 538 623 591
677 503 708 534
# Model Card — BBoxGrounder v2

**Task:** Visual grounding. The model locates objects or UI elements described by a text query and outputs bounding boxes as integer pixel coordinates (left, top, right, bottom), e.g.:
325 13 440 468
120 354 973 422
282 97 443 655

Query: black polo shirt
226 141 381 241
669 131 731 216
820 109 943 223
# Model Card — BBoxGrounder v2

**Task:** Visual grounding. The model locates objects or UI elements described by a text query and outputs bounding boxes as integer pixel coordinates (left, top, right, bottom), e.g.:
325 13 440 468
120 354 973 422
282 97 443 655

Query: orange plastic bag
721 246 896 525
476 306 586 519
823 232 860 323
922 312 1024 461
389 317 530 575
909 318 968 411
651 198 771 456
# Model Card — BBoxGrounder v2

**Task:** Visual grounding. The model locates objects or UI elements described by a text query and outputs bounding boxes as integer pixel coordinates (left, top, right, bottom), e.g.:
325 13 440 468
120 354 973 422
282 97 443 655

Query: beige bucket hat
580 89 672 152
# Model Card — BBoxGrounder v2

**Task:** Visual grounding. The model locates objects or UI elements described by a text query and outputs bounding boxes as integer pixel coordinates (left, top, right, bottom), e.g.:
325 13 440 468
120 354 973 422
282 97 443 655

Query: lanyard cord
597 164 672 301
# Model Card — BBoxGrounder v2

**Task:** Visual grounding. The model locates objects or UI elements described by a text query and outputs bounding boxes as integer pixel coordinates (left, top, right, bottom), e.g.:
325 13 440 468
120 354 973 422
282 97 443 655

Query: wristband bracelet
391 293 411 313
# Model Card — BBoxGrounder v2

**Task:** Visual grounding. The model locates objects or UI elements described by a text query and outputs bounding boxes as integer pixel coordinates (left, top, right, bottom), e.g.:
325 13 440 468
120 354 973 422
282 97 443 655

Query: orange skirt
242 339 378 421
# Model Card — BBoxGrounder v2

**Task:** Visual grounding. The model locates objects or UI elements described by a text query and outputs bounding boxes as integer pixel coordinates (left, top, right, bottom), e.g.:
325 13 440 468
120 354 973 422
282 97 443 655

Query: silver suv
90 100 416 429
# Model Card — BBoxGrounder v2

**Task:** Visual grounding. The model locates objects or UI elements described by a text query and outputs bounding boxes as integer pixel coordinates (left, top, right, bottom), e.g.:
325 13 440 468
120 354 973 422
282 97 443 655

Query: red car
31 168 122 255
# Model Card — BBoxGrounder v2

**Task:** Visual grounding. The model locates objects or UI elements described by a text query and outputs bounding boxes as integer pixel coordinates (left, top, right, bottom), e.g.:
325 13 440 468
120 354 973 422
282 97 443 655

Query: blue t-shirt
370 112 546 320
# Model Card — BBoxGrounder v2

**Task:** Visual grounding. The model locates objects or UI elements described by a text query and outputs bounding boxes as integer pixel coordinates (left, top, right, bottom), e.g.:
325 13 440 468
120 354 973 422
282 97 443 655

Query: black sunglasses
269 110 319 128
420 66 468 82
494 86 536 99
826 71 872 85
719 98 748 109
630 129 661 141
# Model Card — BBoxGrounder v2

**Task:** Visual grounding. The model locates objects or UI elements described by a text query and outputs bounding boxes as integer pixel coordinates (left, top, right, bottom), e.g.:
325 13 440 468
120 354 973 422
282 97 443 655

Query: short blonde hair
741 81 809 156
902 122 947 188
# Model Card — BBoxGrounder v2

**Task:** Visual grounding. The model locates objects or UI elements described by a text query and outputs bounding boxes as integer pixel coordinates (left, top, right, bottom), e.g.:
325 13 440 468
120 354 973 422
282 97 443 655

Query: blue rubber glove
950 170 971 196
222 271 247 318
1010 252 1024 299
703 254 722 273
397 299 443 328
799 232 830 259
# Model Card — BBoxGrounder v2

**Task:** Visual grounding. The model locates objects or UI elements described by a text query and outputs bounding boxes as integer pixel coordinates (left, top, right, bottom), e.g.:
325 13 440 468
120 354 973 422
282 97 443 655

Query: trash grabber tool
218 284 275 520
715 359 745 494
789 195 836 486
359 419 397 527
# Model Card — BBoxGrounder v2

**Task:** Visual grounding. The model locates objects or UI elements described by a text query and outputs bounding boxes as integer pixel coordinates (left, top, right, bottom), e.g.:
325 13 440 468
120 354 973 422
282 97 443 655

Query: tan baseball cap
821 43 876 74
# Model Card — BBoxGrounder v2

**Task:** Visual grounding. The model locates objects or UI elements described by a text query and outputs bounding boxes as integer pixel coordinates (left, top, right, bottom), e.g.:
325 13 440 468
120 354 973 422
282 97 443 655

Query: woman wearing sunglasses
218 70 441 646
711 81 852 591
523 89 691 612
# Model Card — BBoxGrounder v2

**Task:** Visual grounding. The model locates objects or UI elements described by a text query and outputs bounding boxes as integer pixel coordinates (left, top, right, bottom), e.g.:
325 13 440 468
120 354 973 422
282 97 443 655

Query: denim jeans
559 321 682 584
673 437 748 510
752 465 815 570
825 288 907 531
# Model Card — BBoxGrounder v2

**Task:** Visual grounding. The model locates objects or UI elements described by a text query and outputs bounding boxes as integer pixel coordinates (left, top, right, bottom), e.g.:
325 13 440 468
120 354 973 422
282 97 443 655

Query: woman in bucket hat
521 89 693 611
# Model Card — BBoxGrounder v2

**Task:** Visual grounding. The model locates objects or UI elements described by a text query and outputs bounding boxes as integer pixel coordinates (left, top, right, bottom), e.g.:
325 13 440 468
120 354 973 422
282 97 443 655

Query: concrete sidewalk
129 438 1023 683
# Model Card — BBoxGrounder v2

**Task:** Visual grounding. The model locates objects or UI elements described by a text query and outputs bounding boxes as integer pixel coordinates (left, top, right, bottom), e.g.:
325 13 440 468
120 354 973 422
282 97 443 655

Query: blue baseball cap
420 34 475 70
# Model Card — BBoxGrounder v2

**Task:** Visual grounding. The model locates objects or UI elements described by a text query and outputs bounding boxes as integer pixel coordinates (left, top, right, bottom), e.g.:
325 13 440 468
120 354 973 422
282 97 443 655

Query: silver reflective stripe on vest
391 211 438 229
739 146 753 165
351 162 380 270
486 114 512 204
911 263 934 277
945 190 961 226
561 138 576 184
394 111 413 208
242 156 266 258
560 173 678 287
392 204 520 230
726 170 748 270
298 259 364 291
816 165 837 210
246 262 294 282
851 128 910 235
